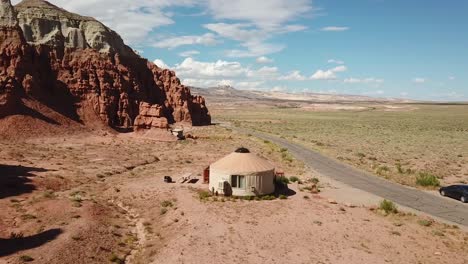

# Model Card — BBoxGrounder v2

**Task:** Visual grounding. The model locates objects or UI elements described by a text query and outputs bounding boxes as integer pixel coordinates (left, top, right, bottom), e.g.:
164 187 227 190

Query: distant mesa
0 0 211 136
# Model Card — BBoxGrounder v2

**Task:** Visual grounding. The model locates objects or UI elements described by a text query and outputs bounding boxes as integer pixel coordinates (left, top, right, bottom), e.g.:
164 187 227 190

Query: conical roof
211 150 275 175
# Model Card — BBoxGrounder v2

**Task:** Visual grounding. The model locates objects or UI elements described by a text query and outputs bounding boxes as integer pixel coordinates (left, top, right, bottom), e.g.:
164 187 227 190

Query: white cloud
331 65 347 72
256 56 274 64
204 23 301 57
171 57 281 89
206 0 312 29
204 23 264 42
344 78 384 84
153 33 218 49
310 65 347 80
11 0 198 45
225 42 285 58
182 78 233 88
412 78 426 84
247 66 279 79
449 76 455 81
203 1 310 58
20 0 313 58
321 26 350 32
328 59 344 65
174 58 248 78
278 71 307 81
153 59 170 69
179 50 200 57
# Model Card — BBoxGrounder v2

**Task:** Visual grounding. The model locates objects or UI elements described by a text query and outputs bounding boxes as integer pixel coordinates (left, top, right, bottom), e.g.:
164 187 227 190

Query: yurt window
231 175 245 189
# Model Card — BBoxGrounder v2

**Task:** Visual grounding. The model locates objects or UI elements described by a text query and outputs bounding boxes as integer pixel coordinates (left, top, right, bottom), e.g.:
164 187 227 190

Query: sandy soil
1 126 467 264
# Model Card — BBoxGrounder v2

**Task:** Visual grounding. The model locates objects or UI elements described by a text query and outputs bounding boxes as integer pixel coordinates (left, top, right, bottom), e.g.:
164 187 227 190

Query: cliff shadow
19 103 61 125
29 48 82 124
0 164 51 199
41 80 82 124
0 229 62 257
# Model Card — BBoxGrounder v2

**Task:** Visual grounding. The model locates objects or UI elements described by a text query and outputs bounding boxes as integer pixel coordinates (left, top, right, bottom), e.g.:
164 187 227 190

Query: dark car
439 185 468 203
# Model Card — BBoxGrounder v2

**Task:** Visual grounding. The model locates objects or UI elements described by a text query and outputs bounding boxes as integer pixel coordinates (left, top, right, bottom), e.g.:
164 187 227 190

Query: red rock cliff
0 0 211 131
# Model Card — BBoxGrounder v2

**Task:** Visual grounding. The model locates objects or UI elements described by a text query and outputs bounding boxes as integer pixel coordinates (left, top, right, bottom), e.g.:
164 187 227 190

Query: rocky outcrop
0 0 211 130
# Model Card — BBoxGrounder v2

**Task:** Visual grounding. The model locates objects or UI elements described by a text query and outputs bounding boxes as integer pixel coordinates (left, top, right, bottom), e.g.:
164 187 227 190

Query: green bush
275 176 290 185
279 194 287 200
289 176 300 183
198 190 212 200
379 199 398 214
310 177 320 184
416 172 440 187
261 195 276 200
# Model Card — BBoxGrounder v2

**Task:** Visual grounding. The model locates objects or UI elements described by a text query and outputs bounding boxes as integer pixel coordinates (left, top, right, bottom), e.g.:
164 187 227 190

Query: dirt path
225 125 468 227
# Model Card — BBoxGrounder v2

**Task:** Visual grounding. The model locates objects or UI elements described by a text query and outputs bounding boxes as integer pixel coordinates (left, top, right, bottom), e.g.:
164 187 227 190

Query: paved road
230 125 468 226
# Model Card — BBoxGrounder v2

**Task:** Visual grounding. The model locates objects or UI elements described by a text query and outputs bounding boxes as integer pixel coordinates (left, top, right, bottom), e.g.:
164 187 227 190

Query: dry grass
216 104 468 187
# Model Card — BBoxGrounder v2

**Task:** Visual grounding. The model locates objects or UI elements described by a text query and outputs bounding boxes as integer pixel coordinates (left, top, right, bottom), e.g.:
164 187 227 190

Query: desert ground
1 124 468 264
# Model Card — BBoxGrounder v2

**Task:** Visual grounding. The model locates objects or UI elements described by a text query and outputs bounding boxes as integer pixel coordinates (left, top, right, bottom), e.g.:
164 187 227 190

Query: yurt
209 148 275 196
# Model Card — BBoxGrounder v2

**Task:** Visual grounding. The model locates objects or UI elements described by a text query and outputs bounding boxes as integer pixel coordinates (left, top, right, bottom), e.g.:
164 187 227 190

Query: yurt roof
210 150 275 174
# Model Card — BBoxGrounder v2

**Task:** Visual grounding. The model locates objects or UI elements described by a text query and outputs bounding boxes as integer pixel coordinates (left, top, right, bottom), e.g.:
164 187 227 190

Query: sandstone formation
0 0 211 132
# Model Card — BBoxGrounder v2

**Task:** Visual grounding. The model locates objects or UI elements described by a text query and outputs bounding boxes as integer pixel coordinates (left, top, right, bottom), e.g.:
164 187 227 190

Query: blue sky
15 0 468 101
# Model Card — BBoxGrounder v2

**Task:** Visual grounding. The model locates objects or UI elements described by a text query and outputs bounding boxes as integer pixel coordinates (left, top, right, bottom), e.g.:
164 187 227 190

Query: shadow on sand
0 229 63 257
0 165 51 199
274 183 297 197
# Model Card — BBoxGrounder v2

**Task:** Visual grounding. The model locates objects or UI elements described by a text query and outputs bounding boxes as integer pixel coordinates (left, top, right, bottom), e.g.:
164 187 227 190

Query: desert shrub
71 235 82 241
198 190 212 200
309 177 320 184
261 195 276 201
417 219 433 227
20 214 37 220
289 176 300 183
160 208 168 215
19 255 34 262
160 200 174 207
376 165 390 175
10 232 24 239
43 190 56 198
275 176 290 185
416 172 440 187
279 194 287 200
379 199 398 214
356 152 366 158
303 195 310 199
396 163 404 174
70 195 83 203
109 254 124 264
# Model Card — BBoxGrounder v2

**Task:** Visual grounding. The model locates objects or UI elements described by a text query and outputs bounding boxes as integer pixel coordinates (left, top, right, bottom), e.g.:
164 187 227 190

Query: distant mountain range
190 85 415 105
